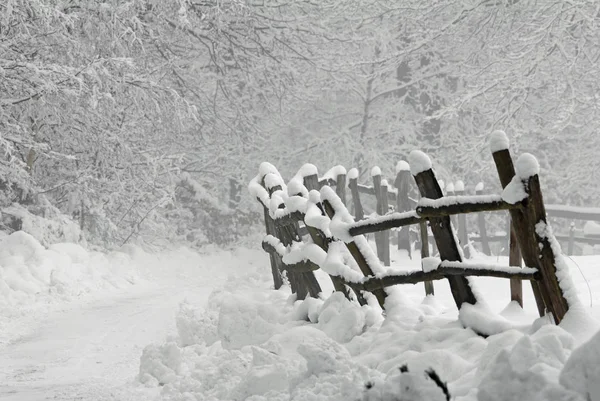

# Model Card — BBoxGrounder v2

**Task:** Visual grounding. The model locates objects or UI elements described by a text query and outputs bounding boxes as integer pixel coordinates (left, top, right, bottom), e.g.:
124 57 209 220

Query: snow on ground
0 232 263 400
2 231 600 400
136 244 600 401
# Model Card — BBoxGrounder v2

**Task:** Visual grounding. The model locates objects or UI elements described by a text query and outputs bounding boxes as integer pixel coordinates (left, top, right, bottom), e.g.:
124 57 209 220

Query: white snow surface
475 182 484 192
371 166 382 177
446 182 455 194
489 130 510 153
4 229 600 401
408 150 432 175
454 180 465 192
348 168 360 180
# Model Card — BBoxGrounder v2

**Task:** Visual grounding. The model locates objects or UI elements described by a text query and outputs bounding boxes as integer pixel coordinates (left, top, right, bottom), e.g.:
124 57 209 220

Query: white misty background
1 0 598 248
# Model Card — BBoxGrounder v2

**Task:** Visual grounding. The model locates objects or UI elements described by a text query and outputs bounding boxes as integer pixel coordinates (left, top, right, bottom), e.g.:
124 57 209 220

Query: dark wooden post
475 182 492 255
519 157 569 323
380 179 391 266
568 222 575 256
372 167 385 263
348 168 364 221
446 182 457 228
263 206 284 289
508 217 523 307
336 173 347 205
408 151 478 308
303 173 350 298
321 193 387 308
490 130 546 317
395 162 412 257
455 180 470 258
419 221 435 295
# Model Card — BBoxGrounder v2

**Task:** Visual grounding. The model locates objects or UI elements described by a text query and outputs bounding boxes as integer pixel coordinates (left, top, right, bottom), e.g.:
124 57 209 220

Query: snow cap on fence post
490 130 510 153
475 182 484 192
371 166 382 177
347 168 359 181
454 180 465 192
297 163 318 179
408 150 432 175
396 160 410 173
515 153 540 179
446 182 455 194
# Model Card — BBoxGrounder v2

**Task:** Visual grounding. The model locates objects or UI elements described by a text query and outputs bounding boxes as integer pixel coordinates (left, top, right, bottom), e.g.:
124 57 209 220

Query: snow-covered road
0 242 253 401
0 284 198 400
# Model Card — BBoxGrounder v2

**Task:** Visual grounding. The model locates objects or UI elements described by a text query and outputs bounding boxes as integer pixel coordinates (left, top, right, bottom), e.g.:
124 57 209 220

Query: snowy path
0 247 236 401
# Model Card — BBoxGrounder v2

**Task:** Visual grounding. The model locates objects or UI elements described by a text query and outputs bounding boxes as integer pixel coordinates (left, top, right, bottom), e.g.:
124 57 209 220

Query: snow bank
0 231 141 307
136 244 600 401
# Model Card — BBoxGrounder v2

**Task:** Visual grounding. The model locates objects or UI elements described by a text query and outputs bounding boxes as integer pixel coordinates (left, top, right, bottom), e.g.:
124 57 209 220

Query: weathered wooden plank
321 199 387 308
419 221 434 295
524 171 570 323
415 197 523 217
454 182 470 258
491 134 547 317
348 177 365 221
509 217 523 307
379 180 391 266
475 185 492 255
336 173 347 205
347 265 539 292
303 174 354 301
348 213 424 236
409 152 478 308
395 168 412 255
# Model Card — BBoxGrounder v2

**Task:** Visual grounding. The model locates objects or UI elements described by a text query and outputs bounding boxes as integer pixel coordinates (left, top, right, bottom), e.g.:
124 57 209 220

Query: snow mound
0 231 140 307
371 166 382 177
560 328 600 400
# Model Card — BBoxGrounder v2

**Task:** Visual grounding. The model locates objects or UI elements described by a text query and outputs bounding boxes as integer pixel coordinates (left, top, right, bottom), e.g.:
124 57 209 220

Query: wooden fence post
262 205 284 289
347 168 364 221
508 217 523 307
446 182 457 229
518 154 569 323
455 180 470 258
380 179 391 266
321 197 388 308
372 167 386 263
303 173 351 299
395 162 412 257
419 221 435 295
408 151 478 308
490 131 547 317
475 182 491 255
336 173 347 205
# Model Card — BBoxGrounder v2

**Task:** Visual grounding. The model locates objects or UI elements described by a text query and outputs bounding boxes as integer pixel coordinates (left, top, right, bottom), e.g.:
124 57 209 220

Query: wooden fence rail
250 131 582 333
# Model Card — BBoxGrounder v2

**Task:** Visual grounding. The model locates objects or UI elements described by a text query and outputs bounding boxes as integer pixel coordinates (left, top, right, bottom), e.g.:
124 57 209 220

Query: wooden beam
322 199 387 308
410 156 478 308
348 266 539 292
491 142 547 317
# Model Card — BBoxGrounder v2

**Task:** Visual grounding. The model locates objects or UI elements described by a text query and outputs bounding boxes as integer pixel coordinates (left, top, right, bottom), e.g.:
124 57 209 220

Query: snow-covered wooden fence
250 131 575 329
